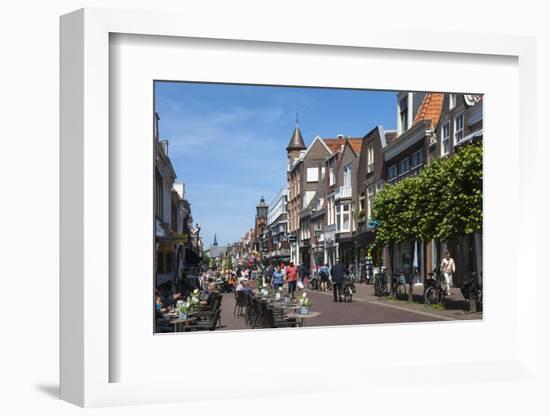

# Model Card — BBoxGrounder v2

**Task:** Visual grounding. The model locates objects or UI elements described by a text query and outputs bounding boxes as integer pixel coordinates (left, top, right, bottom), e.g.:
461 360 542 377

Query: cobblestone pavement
217 281 482 331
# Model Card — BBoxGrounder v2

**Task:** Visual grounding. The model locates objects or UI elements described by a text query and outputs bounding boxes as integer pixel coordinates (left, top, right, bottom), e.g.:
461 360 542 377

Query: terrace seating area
156 284 321 333
239 291 302 329
156 292 224 333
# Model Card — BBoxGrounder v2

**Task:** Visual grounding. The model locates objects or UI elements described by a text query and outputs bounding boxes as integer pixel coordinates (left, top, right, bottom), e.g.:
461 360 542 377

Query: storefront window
392 241 412 274
342 204 350 231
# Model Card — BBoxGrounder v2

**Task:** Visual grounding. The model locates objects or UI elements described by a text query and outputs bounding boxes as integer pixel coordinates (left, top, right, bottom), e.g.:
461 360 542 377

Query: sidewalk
315 281 483 321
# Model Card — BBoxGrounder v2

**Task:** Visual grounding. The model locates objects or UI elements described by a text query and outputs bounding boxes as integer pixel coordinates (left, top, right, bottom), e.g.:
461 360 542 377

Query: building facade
265 188 290 264
355 126 395 271
429 93 483 287
382 93 443 283
238 92 483 289
154 112 202 285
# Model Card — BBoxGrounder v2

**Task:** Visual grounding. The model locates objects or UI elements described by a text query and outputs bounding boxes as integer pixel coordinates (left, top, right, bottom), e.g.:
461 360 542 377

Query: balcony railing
335 185 352 200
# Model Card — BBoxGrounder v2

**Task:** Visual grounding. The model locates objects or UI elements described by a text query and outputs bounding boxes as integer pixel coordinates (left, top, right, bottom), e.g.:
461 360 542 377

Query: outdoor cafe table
163 313 196 332
280 304 301 311
286 311 322 327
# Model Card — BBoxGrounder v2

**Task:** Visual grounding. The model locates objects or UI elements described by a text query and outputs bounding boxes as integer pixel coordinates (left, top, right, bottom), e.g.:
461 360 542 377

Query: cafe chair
189 309 221 331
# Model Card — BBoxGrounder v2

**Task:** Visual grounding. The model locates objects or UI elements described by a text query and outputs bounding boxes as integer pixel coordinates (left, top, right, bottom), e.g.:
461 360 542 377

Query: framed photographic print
60 7 537 408
151 80 484 335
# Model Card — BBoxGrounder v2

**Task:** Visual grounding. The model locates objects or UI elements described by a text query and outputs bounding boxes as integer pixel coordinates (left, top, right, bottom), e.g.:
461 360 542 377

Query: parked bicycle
461 271 483 304
390 274 408 300
374 272 387 297
424 269 447 305
358 262 367 283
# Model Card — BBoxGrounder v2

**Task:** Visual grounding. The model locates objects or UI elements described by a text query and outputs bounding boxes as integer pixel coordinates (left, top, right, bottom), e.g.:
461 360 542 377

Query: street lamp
256 196 268 287
314 227 321 240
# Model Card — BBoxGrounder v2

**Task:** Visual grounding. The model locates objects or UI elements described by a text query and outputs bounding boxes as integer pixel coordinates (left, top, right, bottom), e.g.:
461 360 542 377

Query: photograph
153 81 483 333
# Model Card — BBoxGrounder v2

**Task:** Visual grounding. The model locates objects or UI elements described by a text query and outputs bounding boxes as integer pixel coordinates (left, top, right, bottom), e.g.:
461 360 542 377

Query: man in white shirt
440 250 455 296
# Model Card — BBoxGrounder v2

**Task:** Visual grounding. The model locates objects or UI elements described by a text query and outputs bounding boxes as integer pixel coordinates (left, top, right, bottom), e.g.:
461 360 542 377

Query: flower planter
300 306 309 315
179 312 188 320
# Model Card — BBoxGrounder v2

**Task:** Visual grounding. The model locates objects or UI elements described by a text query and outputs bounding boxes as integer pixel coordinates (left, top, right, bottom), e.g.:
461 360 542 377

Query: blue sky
155 82 397 247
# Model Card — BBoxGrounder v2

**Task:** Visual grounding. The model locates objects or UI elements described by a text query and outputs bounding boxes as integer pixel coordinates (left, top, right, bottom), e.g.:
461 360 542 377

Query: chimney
337 134 344 140
160 140 169 156
154 112 160 140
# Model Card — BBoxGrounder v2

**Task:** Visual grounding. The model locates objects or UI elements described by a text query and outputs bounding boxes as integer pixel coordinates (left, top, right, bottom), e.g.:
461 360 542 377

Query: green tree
434 144 483 240
372 143 483 304
372 176 422 301
226 255 233 270
209 257 216 270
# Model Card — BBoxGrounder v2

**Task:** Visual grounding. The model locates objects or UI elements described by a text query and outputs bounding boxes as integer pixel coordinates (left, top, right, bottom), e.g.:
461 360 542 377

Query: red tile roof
348 138 363 155
322 137 362 154
322 138 345 153
413 93 443 129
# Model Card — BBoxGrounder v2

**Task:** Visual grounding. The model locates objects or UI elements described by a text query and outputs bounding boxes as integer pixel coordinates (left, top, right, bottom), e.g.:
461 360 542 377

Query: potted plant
298 292 312 315
284 292 291 304
178 301 191 320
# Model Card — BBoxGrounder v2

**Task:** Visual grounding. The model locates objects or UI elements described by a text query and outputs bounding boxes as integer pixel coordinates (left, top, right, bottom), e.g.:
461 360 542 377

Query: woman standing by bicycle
440 250 455 296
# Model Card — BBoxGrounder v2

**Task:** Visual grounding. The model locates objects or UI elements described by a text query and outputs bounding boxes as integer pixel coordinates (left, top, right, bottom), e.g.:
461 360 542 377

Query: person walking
365 251 374 284
265 263 275 287
330 259 345 302
286 262 298 297
298 262 307 284
440 250 455 296
319 263 330 291
272 266 284 291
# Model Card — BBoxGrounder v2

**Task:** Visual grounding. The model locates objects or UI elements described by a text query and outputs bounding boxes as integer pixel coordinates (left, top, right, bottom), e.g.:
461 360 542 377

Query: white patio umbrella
412 241 420 285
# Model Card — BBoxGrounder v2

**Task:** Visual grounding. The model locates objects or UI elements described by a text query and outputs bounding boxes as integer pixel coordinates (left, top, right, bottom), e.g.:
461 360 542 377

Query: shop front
323 225 337 267
390 240 424 285
337 235 355 270
299 239 311 270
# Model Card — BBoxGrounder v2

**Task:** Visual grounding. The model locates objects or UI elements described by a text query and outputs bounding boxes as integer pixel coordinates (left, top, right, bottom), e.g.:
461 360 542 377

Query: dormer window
367 142 375 173
454 113 464 144
329 159 336 186
388 164 398 183
306 167 319 183
441 121 451 156
343 164 352 188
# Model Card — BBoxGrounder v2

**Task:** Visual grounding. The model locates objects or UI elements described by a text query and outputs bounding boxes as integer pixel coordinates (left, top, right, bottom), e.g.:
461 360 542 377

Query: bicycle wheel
396 283 407 300
374 281 382 297
424 287 437 305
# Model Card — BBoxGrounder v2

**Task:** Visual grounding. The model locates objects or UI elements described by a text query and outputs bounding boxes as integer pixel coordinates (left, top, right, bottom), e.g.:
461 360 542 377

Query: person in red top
286 262 298 298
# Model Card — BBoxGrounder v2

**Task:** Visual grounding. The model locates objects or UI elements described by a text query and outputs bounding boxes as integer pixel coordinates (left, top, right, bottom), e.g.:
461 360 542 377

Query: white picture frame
60 8 538 408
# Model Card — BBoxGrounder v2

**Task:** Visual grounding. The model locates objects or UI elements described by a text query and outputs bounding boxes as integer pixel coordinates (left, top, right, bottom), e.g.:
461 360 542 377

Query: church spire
286 115 306 152
213 233 218 246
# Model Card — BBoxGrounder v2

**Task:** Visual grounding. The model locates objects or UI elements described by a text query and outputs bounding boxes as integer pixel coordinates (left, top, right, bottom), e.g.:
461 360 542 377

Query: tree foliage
372 144 482 247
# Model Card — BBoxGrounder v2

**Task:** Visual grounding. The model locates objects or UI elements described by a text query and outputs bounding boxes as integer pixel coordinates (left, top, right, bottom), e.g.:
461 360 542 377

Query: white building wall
267 187 289 226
